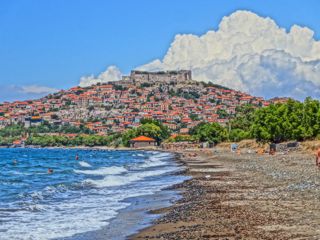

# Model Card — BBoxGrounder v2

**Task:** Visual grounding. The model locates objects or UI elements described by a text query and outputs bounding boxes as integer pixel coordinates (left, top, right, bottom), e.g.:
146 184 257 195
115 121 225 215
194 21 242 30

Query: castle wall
129 70 192 83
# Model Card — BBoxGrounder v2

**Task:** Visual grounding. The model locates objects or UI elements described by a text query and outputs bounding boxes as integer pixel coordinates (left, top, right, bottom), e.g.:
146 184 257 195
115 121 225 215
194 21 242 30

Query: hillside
0 70 269 134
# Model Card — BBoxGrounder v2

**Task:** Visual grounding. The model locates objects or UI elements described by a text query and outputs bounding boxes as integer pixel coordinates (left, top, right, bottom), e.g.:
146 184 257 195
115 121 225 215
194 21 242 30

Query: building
129 136 156 148
129 70 192 83
24 116 43 128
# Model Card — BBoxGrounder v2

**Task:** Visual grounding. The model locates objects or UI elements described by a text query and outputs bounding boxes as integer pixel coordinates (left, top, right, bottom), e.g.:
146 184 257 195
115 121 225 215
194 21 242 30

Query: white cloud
79 66 122 87
20 85 58 94
137 10 320 99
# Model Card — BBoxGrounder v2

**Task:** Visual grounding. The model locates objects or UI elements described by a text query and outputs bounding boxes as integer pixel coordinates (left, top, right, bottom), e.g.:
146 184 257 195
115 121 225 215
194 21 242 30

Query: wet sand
131 150 320 239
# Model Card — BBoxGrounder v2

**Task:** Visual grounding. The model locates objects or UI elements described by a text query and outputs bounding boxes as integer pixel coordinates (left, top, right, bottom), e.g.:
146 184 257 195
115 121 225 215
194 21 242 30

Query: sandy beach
131 149 320 239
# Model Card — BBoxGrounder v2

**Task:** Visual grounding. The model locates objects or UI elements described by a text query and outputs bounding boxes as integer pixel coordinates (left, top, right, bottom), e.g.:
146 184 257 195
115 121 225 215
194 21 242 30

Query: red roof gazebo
129 136 156 148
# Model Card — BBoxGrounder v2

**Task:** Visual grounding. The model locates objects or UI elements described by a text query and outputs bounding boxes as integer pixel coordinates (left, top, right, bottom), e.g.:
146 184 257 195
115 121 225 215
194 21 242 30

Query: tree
136 123 162 142
251 98 320 143
231 104 256 131
229 129 250 142
228 104 256 141
217 109 229 119
140 119 170 140
122 129 138 147
190 122 227 144
0 124 25 138
121 120 170 147
189 113 199 121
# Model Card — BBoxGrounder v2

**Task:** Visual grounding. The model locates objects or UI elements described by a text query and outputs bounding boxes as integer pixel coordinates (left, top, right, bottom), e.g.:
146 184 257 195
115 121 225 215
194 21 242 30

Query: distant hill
0 70 268 134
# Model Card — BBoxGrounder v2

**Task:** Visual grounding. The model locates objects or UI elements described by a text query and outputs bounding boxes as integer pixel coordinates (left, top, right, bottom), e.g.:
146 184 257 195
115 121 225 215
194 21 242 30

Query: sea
0 148 187 240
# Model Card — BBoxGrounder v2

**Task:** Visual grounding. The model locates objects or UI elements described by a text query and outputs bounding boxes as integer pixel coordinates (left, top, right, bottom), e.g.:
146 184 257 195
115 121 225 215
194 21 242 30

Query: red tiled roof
130 136 156 142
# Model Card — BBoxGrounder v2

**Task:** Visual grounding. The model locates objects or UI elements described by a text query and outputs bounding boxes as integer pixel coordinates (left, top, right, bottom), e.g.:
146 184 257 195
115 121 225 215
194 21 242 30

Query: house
129 136 156 148
179 128 189 134
12 139 24 147
24 116 43 128
0 117 8 128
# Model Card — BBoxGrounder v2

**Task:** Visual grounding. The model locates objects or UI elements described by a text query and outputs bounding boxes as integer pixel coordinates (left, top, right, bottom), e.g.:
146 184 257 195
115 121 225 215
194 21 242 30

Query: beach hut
129 136 156 148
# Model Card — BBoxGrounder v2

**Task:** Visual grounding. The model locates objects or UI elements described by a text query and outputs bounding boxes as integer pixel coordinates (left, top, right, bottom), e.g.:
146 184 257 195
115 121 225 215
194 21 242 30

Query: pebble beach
131 149 320 239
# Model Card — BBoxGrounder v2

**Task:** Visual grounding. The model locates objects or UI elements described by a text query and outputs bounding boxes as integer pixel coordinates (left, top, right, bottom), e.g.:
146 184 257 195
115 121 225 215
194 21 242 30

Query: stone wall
269 142 301 152
130 70 192 83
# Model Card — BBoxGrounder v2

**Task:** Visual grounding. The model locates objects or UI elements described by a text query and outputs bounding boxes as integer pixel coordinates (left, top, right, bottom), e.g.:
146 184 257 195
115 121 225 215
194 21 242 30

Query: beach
131 149 320 239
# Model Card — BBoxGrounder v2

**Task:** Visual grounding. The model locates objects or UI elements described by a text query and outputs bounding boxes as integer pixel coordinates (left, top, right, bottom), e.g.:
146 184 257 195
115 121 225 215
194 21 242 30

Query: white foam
11 170 24 175
137 152 172 168
1 181 178 240
79 161 92 167
86 168 175 188
0 151 182 240
74 166 127 175
1 195 128 240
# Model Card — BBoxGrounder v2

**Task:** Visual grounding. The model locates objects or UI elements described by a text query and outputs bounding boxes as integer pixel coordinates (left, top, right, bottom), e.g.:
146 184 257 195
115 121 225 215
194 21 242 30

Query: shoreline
4 146 320 239
130 149 320 239
59 189 183 240
49 148 188 240
0 147 186 240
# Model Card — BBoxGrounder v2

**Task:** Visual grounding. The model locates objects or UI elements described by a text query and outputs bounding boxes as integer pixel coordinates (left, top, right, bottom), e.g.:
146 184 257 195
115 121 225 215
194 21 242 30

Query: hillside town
0 70 270 134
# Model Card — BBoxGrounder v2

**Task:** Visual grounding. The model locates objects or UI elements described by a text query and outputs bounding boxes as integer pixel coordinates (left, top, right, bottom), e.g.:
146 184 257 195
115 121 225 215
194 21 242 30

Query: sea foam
74 166 127 175
79 161 92 167
0 149 184 240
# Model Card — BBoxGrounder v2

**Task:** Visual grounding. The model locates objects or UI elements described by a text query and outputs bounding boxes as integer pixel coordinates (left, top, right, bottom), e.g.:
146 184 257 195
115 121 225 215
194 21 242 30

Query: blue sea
0 148 186 240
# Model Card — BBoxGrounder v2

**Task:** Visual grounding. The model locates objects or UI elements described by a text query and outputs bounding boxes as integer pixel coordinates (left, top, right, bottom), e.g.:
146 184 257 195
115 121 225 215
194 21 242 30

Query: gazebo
129 136 156 148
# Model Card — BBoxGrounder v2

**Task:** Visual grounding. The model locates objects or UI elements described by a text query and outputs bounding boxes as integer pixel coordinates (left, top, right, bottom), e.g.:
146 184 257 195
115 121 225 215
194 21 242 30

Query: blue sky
0 0 320 102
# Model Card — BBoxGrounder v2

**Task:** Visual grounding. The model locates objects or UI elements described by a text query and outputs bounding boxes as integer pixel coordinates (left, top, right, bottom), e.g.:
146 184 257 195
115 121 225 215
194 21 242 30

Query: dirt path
131 150 320 239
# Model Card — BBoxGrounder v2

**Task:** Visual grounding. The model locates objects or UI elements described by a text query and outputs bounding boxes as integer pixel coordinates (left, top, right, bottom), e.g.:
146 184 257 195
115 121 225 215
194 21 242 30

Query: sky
0 0 320 102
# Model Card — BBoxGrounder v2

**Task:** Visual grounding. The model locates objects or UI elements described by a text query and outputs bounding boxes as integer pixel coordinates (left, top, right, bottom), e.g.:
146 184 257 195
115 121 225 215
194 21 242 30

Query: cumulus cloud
79 66 122 87
137 10 320 99
20 85 58 94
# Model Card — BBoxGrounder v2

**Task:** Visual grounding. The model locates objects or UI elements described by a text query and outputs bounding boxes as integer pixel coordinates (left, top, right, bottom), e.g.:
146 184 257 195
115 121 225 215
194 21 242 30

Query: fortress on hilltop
120 70 192 83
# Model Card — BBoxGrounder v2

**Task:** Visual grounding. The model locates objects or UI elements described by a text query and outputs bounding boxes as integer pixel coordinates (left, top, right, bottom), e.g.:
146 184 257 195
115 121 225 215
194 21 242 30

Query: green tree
136 123 162 142
217 109 229 119
190 122 227 144
189 113 199 121
251 98 320 143
121 128 138 147
140 119 170 140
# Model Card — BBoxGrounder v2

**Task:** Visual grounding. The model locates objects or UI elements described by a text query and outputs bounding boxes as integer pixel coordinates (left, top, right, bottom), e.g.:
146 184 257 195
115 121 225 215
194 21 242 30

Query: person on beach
316 148 320 168
257 148 264 155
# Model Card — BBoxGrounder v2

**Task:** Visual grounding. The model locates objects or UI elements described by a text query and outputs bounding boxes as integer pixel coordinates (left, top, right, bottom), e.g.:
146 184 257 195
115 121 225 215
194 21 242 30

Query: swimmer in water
13 159 17 165
48 168 53 174
75 154 79 160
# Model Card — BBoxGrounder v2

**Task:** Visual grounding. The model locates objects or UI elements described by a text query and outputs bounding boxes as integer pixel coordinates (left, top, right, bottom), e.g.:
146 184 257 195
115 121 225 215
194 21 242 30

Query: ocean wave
85 168 175 188
79 161 92 167
137 152 172 168
0 149 184 240
25 204 46 212
74 166 127 175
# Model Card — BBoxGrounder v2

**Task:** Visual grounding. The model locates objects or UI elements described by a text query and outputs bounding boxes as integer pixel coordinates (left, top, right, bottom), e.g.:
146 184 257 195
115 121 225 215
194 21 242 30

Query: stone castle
121 70 192 83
